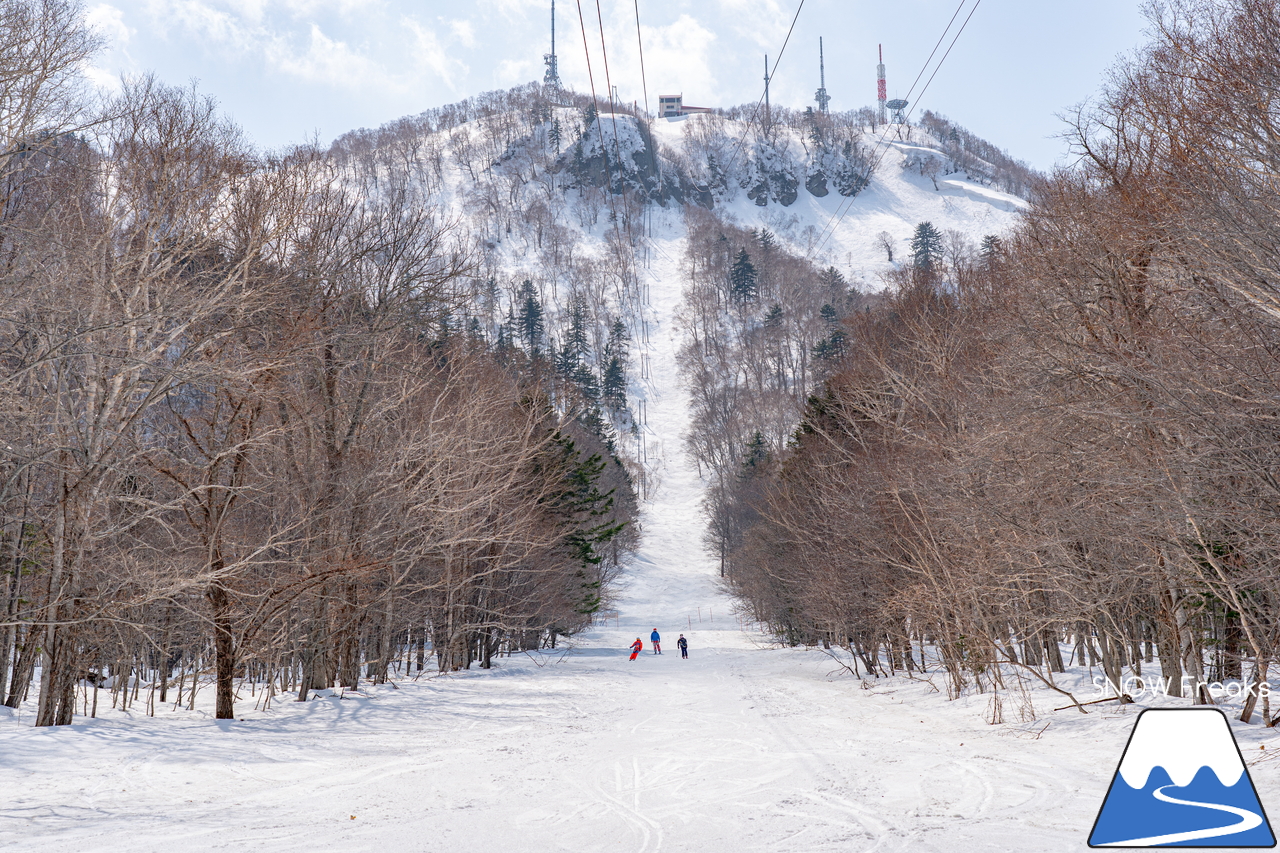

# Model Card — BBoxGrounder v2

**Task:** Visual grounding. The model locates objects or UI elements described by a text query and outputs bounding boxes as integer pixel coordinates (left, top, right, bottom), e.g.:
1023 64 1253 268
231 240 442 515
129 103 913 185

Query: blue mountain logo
1089 708 1275 847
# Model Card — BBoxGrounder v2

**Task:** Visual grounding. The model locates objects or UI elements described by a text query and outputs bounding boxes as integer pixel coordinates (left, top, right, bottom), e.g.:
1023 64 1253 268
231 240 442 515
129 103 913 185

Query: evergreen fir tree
980 234 1004 269
601 318 630 410
549 117 562 153
545 435 626 616
812 323 847 362
582 102 598 134
742 431 770 471
756 227 777 253
564 294 591 364
601 356 626 409
516 279 545 355
763 303 784 329
911 221 945 272
707 152 724 191
573 364 600 402
730 248 758 303
820 303 839 325
495 323 511 361
605 318 630 366
812 336 834 362
819 266 846 295
804 107 824 149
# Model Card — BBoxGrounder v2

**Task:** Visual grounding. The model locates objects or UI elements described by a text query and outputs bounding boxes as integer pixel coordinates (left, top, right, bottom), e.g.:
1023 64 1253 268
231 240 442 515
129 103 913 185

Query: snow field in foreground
5 639 1279 852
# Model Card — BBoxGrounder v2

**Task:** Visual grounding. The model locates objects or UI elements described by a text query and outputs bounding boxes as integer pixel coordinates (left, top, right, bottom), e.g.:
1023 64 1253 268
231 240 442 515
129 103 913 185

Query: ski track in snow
4 145 1280 851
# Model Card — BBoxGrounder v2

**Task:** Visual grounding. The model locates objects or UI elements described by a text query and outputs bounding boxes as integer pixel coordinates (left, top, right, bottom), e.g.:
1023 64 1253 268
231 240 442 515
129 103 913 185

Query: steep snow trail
4 196 1279 852
602 205 739 642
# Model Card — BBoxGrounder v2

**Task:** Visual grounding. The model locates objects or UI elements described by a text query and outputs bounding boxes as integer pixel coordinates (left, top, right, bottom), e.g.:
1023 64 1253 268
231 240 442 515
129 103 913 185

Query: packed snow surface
4 135 1280 853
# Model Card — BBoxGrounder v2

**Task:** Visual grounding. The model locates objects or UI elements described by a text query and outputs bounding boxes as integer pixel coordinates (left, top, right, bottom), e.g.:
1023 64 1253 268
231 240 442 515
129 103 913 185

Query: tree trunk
1241 659 1266 724
207 580 236 720
338 582 360 689
1157 590 1184 698
1223 610 1243 680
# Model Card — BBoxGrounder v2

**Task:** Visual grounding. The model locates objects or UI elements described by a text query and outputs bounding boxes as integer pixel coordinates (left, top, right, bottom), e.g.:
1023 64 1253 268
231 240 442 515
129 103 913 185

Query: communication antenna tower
815 37 830 114
876 44 887 125
763 54 772 132
886 98 909 125
543 0 562 89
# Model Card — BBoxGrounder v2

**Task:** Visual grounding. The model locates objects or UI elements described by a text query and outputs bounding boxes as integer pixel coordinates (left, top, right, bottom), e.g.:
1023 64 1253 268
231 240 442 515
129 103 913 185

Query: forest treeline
0 0 636 726
707 0 1280 725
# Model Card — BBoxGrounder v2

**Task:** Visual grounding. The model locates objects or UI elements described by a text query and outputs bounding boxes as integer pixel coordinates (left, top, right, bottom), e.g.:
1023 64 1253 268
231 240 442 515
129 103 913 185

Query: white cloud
146 0 252 49
85 3 136 93
269 23 389 90
449 19 476 49
404 18 468 93
638 15 718 103
86 3 133 45
495 57 537 88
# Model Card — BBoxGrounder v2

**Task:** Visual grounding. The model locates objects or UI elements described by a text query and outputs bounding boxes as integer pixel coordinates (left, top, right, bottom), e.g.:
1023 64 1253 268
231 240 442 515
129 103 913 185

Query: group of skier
629 629 688 661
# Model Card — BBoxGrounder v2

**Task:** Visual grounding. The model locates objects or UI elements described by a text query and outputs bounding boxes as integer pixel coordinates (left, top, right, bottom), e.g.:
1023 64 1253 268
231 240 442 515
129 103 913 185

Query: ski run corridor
4 207 1280 853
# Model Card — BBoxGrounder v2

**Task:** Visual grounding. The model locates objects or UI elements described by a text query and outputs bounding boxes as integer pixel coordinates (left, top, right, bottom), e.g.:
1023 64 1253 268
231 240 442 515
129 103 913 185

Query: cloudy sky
84 0 1149 170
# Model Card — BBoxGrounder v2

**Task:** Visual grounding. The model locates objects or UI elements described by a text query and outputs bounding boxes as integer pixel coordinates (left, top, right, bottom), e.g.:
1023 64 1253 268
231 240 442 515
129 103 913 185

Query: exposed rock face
544 110 874 210
805 171 829 197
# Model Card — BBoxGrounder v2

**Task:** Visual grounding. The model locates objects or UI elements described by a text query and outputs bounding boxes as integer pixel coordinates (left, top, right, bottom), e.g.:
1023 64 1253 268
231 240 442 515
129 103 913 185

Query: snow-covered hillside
14 100 1277 853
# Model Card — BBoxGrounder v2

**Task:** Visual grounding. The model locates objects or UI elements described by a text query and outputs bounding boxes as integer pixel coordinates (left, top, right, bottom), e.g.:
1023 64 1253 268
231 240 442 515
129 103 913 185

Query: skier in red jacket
629 638 643 661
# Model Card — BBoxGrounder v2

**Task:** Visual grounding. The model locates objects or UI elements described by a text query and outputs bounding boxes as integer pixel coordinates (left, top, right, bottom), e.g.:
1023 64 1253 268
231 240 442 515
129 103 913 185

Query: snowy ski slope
3 116 1279 853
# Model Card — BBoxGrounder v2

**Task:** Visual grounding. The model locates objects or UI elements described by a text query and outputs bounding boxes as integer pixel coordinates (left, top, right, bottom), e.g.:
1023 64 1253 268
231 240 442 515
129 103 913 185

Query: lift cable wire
720 0 807 176
810 0 974 256
811 0 983 260
633 0 650 116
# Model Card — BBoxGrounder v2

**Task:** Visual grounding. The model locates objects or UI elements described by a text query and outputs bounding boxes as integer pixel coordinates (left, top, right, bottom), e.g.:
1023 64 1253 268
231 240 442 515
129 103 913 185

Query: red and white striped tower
876 44 887 126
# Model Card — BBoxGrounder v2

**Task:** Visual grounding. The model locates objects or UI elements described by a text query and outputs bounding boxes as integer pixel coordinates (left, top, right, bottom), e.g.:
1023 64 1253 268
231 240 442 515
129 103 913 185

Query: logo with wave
1090 708 1275 847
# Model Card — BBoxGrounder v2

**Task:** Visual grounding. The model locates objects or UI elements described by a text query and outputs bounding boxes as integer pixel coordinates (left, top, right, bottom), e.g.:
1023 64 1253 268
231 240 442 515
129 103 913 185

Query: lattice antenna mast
815 37 830 114
876 44 887 125
543 0 562 89
763 54 771 133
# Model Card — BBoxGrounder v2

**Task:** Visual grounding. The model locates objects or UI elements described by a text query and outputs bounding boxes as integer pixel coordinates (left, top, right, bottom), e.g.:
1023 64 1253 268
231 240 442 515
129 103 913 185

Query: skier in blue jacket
650 629 661 654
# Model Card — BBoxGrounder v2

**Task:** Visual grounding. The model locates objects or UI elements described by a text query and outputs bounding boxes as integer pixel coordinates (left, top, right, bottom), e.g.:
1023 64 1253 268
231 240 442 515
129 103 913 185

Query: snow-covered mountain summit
327 84 1029 318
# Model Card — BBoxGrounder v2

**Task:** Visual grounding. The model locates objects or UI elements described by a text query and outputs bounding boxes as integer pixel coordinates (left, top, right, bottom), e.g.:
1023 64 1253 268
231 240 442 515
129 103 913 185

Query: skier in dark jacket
677 635 688 659
650 629 661 654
